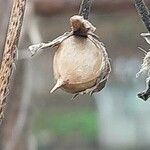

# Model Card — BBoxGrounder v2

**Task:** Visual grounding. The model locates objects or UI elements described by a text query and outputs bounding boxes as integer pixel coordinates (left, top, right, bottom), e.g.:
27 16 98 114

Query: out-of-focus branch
3 1 38 149
0 0 26 124
4 61 32 150
5 2 41 149
79 0 92 20
134 0 150 32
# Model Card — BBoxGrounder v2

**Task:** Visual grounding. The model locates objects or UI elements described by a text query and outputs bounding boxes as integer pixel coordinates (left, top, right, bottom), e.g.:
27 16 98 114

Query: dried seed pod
52 36 102 93
29 15 111 96
51 16 111 95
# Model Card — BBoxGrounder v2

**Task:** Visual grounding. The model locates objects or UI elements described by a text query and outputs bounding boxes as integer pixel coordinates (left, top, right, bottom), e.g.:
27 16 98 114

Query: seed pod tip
50 79 65 93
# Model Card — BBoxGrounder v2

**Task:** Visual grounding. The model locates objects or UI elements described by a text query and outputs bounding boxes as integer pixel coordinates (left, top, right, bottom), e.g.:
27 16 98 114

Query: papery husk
51 35 108 94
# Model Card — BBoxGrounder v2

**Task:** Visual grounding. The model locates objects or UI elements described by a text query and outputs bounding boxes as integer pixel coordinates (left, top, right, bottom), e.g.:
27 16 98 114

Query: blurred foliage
32 108 98 141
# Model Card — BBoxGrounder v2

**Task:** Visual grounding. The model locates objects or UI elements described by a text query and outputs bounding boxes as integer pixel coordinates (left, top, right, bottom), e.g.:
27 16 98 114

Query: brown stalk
0 0 26 124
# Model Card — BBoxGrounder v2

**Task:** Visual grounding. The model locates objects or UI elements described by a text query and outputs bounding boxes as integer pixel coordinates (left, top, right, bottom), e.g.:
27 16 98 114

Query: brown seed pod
29 15 111 96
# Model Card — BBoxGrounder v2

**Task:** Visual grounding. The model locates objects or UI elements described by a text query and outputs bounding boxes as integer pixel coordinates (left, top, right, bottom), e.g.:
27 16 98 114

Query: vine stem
134 0 150 32
0 0 26 124
79 0 92 20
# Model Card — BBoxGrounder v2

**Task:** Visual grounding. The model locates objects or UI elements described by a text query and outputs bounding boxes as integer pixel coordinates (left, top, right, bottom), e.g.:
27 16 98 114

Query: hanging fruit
29 0 111 98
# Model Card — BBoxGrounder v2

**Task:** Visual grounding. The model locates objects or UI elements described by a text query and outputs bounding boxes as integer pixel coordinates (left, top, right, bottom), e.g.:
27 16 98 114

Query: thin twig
0 0 26 124
134 0 150 32
79 0 92 20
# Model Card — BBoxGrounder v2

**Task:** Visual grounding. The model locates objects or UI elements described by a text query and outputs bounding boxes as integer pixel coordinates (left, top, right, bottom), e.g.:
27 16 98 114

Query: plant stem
0 0 26 125
79 0 92 20
134 0 150 32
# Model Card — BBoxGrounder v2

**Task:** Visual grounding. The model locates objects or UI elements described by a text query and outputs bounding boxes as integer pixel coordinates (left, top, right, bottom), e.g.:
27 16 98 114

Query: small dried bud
70 15 96 33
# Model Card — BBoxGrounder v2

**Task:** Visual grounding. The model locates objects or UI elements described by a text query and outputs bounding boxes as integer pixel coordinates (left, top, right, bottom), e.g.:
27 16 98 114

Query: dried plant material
134 0 150 32
29 32 72 56
70 15 96 33
138 79 150 101
137 33 150 77
0 0 26 124
136 50 150 77
79 0 92 20
136 34 150 101
29 15 111 97
141 33 150 45
134 0 150 101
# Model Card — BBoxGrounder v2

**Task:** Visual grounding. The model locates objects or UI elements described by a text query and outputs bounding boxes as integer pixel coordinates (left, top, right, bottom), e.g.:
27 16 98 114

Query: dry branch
0 0 26 124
